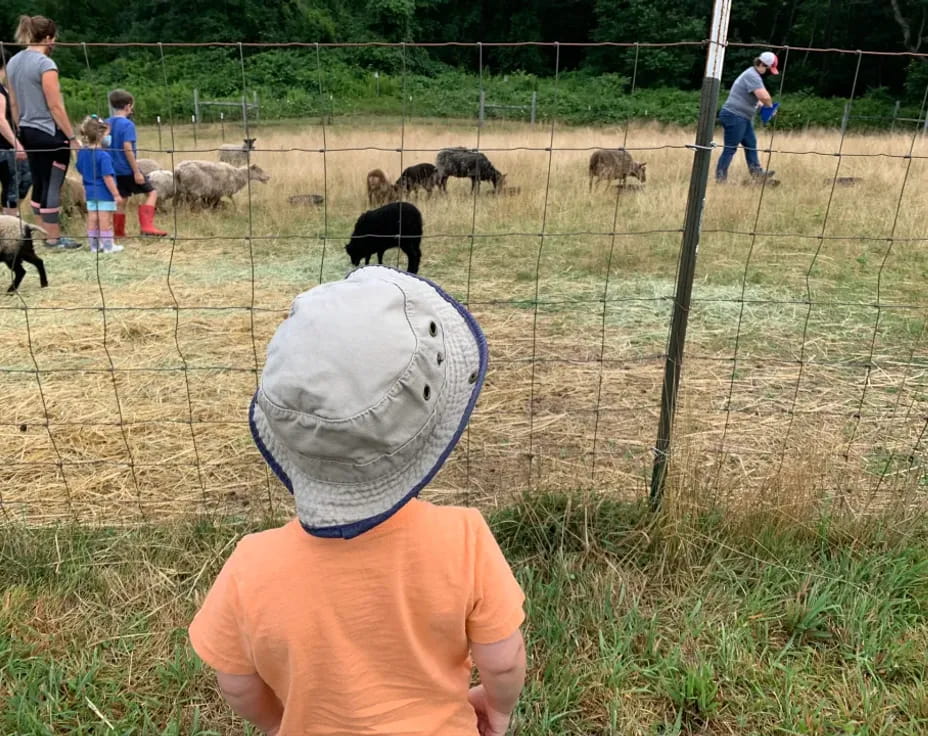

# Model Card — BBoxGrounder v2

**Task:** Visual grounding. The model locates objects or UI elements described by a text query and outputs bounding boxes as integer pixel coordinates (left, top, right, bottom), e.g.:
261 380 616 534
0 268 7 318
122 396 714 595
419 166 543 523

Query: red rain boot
113 212 127 238
138 204 168 237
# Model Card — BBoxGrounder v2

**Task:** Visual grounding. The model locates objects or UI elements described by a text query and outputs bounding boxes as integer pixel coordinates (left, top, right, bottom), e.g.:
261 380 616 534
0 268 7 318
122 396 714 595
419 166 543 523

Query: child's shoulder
407 499 490 541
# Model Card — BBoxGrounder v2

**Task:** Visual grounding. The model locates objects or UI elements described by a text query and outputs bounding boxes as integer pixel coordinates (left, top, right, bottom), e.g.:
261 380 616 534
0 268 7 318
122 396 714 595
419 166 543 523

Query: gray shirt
722 67 765 120
6 50 59 136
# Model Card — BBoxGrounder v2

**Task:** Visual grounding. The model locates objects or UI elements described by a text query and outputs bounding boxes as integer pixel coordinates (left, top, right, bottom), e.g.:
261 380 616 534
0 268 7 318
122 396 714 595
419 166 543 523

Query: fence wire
2 40 928 523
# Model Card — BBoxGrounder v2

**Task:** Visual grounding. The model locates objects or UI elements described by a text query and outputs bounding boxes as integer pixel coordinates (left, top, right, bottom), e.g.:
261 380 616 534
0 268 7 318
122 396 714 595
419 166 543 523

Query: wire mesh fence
1 38 928 524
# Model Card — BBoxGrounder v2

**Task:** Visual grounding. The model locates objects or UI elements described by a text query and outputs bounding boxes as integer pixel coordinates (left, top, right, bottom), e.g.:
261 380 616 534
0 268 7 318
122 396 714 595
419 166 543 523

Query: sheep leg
7 259 26 293
405 246 421 275
364 255 372 265
20 248 48 288
376 251 384 264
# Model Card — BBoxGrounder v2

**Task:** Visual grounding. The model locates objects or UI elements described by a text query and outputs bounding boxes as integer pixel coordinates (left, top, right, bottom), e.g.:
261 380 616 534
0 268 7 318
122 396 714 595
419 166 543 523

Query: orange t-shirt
188 499 525 736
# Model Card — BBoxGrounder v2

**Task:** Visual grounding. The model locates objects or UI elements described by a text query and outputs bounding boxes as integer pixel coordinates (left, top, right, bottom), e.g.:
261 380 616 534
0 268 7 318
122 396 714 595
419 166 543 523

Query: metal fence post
531 91 537 124
193 88 200 122
479 89 486 127
841 101 850 135
891 100 900 133
649 0 732 510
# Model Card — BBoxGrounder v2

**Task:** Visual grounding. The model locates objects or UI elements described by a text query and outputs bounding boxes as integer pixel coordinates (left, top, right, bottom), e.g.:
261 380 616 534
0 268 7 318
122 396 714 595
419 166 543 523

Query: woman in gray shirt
6 14 81 248
715 51 778 182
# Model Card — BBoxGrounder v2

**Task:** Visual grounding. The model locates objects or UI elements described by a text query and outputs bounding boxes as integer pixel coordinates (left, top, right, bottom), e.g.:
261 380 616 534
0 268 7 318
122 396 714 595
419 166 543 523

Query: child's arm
103 175 125 207
122 141 145 185
469 629 526 736
215 671 283 735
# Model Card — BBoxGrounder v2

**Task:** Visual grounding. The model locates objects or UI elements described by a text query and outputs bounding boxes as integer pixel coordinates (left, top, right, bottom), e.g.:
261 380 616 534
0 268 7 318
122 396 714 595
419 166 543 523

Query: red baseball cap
759 51 779 75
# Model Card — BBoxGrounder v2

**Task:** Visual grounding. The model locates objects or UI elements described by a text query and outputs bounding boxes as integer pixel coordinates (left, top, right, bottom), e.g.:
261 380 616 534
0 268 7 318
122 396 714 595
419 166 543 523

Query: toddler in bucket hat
189 266 527 736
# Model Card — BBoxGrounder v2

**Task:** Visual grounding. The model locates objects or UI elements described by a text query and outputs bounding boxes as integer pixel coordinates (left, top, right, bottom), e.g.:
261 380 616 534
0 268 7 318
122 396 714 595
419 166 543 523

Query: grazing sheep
218 138 257 167
588 149 647 190
147 170 175 210
396 163 440 198
61 177 87 217
345 201 422 274
0 216 48 293
174 160 270 209
367 169 399 207
136 158 162 176
288 194 325 206
436 148 506 193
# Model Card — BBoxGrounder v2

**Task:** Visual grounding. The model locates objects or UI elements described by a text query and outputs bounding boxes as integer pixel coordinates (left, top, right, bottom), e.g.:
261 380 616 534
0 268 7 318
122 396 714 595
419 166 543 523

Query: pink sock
87 228 100 251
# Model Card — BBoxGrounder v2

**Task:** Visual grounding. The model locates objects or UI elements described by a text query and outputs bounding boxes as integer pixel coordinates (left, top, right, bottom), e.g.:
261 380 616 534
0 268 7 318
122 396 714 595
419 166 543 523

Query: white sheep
136 158 162 176
218 138 256 167
0 215 48 292
174 160 270 209
147 170 175 211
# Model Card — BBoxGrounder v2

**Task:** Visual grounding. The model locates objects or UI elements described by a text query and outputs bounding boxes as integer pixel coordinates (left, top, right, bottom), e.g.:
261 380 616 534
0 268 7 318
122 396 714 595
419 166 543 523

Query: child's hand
468 685 511 736
134 171 146 185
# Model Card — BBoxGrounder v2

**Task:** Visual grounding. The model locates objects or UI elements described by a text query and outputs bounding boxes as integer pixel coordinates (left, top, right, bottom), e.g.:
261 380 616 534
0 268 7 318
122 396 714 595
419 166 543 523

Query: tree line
2 0 927 103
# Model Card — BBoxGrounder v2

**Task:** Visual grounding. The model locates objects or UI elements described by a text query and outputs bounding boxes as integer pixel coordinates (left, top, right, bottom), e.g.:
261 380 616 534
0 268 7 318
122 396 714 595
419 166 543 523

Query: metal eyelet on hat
468 371 478 384
437 352 445 365
423 384 432 400
429 321 438 337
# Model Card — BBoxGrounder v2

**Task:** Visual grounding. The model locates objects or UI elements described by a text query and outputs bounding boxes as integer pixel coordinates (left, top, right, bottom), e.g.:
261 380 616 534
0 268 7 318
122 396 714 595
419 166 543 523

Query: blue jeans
716 109 762 181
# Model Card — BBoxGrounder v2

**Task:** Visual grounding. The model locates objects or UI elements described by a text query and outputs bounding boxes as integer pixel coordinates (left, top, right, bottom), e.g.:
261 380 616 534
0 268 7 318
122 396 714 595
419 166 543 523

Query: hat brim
249 266 488 539
768 65 779 75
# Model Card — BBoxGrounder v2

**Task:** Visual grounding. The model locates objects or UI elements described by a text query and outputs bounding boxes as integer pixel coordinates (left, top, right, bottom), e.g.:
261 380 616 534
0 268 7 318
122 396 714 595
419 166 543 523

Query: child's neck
90 143 102 149
111 110 130 118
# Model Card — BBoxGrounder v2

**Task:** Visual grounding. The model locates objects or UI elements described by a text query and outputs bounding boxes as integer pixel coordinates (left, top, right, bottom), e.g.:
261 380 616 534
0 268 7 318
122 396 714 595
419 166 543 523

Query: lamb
136 158 162 176
147 170 175 210
0 216 48 293
367 168 399 207
345 202 422 274
436 148 506 193
174 160 270 209
396 163 440 198
218 138 257 167
588 149 647 190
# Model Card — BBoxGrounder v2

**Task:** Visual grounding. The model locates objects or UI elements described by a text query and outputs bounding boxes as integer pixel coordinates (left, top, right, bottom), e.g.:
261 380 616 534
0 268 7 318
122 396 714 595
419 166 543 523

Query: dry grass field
2 117 928 523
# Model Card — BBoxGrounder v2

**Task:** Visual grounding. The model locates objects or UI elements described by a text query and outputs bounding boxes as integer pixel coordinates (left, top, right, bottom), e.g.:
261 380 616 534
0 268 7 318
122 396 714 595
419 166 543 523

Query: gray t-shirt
6 50 59 136
722 67 765 120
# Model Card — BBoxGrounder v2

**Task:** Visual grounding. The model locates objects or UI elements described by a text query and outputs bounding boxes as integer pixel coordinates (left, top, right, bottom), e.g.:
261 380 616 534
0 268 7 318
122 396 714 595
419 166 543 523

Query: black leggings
0 151 15 209
19 126 70 225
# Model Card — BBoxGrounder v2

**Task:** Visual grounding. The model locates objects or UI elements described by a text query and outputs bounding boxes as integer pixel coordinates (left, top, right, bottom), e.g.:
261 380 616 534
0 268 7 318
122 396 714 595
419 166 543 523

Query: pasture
3 118 928 735
3 118 928 523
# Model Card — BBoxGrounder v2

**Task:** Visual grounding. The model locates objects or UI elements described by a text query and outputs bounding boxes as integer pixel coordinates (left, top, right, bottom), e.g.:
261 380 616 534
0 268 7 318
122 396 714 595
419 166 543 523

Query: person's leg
114 176 129 238
741 121 762 172
87 208 100 253
716 111 745 181
98 208 122 253
0 153 17 216
138 180 167 237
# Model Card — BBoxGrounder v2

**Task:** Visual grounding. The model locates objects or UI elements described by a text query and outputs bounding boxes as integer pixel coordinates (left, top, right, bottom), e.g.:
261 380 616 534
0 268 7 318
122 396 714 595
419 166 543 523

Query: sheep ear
641 163 647 168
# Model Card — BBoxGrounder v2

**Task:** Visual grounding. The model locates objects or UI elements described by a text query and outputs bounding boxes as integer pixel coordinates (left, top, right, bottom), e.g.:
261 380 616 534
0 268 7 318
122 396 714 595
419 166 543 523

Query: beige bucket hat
249 266 488 538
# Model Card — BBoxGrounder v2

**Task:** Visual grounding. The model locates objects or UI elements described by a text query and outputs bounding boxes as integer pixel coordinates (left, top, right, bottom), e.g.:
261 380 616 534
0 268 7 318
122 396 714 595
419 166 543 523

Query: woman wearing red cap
716 51 779 182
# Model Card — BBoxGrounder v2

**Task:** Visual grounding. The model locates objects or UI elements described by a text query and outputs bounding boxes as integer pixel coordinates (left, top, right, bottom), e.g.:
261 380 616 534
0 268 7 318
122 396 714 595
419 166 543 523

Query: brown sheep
588 149 647 190
366 169 399 207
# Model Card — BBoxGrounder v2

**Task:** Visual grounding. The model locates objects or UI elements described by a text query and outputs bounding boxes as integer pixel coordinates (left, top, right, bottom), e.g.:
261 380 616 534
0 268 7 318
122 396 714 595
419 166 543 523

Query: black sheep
345 201 423 274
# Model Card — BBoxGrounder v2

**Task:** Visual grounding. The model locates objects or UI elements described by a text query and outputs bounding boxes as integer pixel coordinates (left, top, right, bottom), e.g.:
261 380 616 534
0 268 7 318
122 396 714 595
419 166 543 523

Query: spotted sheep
588 149 647 190
0 215 48 293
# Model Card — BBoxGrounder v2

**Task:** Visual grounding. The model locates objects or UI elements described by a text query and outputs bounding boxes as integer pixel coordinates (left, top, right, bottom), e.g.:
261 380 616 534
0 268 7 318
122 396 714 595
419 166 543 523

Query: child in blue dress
75 116 124 253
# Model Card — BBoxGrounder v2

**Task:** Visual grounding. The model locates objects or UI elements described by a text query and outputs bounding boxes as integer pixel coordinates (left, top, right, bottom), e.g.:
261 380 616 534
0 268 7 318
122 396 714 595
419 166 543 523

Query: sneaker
102 244 125 254
45 237 82 250
751 169 776 179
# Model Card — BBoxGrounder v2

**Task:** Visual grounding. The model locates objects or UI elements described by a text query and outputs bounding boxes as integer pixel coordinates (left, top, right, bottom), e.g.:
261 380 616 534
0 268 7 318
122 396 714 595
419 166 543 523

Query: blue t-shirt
76 148 116 202
106 115 137 176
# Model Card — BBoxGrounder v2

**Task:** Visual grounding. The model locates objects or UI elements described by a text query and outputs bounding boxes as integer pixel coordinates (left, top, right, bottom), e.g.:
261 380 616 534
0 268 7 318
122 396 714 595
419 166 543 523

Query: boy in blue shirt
107 89 167 238
75 116 125 253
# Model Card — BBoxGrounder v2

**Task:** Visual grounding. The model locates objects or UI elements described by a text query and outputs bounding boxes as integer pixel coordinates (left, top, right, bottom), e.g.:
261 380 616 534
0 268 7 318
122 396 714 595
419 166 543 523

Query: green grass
3 496 928 734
